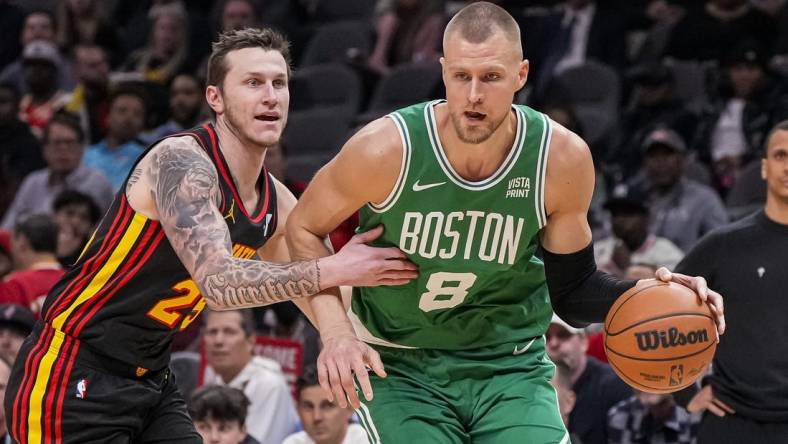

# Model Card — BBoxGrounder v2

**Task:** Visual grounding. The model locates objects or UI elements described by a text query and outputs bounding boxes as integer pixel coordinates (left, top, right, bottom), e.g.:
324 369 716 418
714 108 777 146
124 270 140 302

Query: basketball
604 280 717 394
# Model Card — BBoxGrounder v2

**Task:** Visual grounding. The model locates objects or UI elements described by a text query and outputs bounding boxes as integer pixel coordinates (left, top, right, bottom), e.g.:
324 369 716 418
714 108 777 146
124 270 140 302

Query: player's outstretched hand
317 332 386 409
322 225 418 288
655 267 726 338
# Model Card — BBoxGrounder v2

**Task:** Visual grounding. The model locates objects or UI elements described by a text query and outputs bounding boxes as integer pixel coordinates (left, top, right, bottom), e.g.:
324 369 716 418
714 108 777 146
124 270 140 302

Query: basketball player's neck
214 117 267 196
436 104 517 182
764 196 788 225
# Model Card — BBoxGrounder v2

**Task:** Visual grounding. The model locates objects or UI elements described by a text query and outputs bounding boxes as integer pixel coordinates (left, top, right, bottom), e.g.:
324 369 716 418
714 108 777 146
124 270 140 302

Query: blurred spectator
0 231 12 279
610 62 698 181
189 385 260 444
551 361 583 444
530 0 627 97
0 354 10 442
60 44 112 144
122 2 189 85
629 0 688 64
219 0 260 32
55 0 122 65
141 73 206 144
367 0 445 75
546 314 632 444
202 309 299 444
595 188 684 276
52 190 101 267
0 214 63 315
0 11 74 96
1 113 113 229
18 40 67 139
83 86 147 191
628 127 728 251
695 40 788 196
282 364 368 444
0 82 44 219
0 303 34 364
665 0 776 64
608 390 700 444
0 1 25 69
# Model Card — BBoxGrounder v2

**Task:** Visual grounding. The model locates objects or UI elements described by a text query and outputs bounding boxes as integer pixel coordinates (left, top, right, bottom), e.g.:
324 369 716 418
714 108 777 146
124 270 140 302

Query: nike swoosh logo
412 180 446 192
513 338 536 355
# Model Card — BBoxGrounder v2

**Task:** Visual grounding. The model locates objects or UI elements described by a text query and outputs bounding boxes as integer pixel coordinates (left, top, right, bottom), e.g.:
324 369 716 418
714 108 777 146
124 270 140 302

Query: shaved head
443 1 522 59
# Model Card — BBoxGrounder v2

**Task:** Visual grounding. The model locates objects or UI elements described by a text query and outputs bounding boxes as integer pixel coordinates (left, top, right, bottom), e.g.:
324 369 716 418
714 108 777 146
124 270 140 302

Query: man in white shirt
283 365 367 444
202 309 298 444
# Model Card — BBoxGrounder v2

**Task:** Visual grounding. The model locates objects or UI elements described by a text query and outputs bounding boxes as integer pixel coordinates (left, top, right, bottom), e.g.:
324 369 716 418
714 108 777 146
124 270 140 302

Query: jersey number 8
418 272 477 312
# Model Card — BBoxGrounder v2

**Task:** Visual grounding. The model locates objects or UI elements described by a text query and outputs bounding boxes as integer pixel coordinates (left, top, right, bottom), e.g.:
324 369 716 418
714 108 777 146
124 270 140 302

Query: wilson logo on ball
634 327 710 351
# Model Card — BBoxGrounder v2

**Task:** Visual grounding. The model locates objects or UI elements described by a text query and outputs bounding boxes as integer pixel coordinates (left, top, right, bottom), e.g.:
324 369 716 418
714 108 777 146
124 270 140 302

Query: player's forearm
196 255 328 310
543 242 636 326
285 221 356 336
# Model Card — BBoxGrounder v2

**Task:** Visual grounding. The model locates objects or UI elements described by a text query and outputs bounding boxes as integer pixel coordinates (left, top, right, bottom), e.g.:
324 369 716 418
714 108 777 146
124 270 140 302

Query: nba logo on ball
604 280 717 394
669 365 684 386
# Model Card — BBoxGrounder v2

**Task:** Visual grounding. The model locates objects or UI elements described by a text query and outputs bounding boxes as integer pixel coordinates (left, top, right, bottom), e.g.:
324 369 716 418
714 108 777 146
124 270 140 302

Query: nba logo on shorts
669 365 684 386
76 379 88 399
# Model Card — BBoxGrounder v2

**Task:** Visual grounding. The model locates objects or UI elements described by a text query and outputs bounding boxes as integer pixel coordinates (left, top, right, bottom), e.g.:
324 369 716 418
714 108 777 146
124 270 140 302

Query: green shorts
355 337 569 444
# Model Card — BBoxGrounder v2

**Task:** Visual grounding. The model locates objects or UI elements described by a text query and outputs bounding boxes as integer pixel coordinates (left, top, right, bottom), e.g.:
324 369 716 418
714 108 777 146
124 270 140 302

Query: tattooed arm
126 136 413 310
256 178 316 324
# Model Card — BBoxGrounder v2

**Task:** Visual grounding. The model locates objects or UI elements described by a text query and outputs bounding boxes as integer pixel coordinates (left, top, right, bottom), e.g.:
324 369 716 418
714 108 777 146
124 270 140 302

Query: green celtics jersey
350 100 554 350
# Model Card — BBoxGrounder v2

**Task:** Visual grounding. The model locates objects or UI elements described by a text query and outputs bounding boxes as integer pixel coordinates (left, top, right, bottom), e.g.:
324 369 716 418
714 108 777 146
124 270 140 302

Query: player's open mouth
255 113 280 121
464 111 486 121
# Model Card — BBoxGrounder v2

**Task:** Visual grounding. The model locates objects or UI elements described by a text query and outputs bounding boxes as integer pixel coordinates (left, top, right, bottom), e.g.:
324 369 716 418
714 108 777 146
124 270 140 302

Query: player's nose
260 83 278 105
468 79 484 104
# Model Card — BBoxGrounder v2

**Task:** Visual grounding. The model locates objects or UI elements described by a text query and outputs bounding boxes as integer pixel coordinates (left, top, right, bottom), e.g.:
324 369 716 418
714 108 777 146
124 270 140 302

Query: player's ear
206 85 224 115
517 60 529 91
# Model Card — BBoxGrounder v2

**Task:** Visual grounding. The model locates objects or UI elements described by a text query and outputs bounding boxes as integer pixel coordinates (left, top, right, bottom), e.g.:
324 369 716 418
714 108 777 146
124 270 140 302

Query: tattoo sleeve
126 167 143 193
149 138 322 308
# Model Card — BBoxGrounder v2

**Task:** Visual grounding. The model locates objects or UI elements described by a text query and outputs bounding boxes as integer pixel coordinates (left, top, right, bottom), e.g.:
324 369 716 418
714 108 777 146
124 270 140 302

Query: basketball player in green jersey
287 3 725 442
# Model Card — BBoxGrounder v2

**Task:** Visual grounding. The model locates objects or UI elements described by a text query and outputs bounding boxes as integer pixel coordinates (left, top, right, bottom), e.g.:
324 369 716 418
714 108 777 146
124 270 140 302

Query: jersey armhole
535 114 552 229
367 112 412 213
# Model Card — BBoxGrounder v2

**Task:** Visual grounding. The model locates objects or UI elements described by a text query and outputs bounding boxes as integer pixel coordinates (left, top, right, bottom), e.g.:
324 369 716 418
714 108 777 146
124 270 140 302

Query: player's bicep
147 139 232 280
540 127 595 253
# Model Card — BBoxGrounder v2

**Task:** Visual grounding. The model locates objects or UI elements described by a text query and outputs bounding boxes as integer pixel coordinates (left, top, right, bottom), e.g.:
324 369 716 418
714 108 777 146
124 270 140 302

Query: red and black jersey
39 123 278 372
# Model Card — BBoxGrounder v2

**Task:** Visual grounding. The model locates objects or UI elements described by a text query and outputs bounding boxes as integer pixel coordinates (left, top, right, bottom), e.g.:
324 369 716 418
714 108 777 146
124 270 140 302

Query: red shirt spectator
1 214 63 315
0 264 63 315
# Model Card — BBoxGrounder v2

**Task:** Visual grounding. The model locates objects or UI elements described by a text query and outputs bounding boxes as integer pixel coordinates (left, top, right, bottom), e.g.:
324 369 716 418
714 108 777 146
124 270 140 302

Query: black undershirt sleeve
542 242 637 327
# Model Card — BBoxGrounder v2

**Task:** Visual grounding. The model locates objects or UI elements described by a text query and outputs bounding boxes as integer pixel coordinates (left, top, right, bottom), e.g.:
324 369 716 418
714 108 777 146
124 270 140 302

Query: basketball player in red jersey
4 28 417 443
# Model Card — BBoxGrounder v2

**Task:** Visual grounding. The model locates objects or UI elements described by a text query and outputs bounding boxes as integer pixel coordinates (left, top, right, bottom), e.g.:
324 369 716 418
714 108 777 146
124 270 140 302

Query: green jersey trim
535 114 553 228
424 100 526 190
368 112 412 213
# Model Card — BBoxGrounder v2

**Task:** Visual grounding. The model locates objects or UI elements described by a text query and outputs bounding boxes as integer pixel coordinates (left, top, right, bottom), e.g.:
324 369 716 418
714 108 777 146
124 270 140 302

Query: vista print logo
634 327 709 351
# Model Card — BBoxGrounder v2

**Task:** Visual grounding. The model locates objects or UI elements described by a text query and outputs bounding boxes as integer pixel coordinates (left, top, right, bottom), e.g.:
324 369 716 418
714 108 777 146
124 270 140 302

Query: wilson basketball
604 279 717 394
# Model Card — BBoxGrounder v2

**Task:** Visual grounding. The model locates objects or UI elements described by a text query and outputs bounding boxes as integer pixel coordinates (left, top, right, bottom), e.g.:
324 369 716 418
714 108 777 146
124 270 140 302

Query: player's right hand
324 225 418 288
687 385 736 417
317 332 386 409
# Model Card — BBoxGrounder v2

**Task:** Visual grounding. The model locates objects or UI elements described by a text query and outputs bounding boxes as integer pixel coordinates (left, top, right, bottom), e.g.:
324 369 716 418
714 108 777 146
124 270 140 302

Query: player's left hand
655 267 725 339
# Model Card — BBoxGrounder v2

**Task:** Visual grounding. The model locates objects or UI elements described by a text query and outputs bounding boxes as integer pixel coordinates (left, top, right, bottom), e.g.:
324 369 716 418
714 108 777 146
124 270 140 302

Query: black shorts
4 323 201 444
